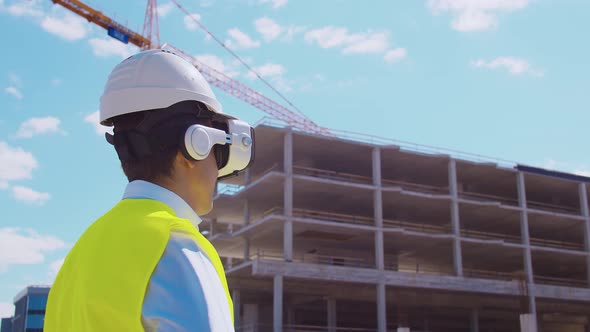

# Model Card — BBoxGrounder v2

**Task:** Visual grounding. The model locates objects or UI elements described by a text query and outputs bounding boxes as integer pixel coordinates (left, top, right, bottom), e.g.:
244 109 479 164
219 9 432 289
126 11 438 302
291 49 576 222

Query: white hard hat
99 49 225 126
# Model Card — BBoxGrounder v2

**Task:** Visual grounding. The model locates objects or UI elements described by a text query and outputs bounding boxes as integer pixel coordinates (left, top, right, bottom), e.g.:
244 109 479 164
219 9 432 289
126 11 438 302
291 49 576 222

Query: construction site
200 122 590 332
1 1 588 332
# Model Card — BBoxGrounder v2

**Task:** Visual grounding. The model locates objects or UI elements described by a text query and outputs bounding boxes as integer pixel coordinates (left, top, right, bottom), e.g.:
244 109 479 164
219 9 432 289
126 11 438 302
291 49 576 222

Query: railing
461 229 521 244
250 252 374 269
535 275 588 288
463 268 517 281
460 191 581 215
381 178 449 195
529 237 585 251
293 166 373 185
237 323 380 332
459 191 518 206
527 200 580 215
211 206 586 253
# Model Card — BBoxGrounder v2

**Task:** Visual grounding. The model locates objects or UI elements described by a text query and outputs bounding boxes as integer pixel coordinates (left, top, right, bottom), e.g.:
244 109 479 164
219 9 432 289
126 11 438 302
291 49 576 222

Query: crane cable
169 0 313 122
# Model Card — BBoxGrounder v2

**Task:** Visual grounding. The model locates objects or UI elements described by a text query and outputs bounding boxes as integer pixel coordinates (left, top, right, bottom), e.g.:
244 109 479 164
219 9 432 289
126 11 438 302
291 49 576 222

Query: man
45 49 254 331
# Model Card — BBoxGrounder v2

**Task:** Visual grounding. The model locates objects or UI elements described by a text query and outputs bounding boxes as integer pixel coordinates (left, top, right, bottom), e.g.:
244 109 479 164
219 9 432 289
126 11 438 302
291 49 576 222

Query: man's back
45 197 233 331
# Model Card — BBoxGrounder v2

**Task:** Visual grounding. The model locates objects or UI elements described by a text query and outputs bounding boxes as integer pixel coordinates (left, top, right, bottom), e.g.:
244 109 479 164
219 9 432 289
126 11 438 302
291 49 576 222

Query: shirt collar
122 180 202 227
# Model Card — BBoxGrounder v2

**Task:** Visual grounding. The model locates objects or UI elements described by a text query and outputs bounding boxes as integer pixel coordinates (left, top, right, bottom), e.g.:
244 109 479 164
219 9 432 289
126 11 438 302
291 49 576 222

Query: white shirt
123 180 234 332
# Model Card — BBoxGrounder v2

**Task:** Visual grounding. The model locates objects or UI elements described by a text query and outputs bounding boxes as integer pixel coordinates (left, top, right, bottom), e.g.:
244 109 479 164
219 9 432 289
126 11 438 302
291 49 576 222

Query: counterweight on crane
50 0 329 135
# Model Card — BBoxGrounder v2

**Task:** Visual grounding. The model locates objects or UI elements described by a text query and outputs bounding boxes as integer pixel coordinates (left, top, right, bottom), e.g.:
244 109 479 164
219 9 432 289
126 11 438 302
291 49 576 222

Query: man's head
98 49 254 215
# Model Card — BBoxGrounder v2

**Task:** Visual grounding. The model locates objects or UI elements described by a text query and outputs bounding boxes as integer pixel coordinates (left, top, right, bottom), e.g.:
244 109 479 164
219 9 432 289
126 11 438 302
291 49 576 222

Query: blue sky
1 0 589 316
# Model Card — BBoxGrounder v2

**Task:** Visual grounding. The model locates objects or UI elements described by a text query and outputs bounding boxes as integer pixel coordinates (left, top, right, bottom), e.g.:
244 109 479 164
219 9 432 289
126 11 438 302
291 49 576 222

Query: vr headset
106 101 255 181
183 119 255 180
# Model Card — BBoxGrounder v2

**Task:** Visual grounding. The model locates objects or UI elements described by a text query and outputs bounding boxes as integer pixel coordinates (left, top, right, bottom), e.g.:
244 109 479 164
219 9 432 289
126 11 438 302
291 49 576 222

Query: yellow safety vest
45 199 233 331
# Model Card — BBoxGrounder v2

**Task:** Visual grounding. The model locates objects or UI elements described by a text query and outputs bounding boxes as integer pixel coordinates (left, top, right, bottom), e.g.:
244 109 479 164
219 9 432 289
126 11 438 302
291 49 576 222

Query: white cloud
9 73 22 87
16 116 62 138
0 302 13 319
0 228 65 272
201 0 215 7
247 63 286 80
0 181 8 190
41 11 88 41
11 186 50 205
3 0 43 17
0 142 38 183
384 48 407 64
88 38 137 59
255 17 283 41
574 169 590 177
184 13 201 31
259 0 287 9
51 78 62 86
342 31 389 54
226 28 260 49
427 0 530 32
5 86 23 100
254 17 305 43
194 54 240 77
48 257 65 279
470 57 543 77
283 25 307 41
84 111 112 136
304 26 392 55
157 2 175 17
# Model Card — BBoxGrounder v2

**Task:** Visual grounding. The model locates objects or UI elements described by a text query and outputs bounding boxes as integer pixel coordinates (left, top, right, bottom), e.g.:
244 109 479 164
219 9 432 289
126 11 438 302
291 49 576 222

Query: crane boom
50 0 329 135
162 44 328 134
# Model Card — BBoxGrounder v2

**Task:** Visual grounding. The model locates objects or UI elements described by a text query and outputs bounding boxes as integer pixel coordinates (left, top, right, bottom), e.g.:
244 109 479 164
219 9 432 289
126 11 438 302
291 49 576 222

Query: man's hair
110 101 213 182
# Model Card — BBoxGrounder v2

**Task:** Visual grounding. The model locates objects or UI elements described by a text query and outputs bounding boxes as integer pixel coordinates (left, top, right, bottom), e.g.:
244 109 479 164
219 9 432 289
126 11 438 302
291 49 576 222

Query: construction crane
50 0 329 135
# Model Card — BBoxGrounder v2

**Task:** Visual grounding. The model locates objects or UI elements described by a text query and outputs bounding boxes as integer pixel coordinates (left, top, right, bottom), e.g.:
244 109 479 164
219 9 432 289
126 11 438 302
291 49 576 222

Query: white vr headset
182 119 255 180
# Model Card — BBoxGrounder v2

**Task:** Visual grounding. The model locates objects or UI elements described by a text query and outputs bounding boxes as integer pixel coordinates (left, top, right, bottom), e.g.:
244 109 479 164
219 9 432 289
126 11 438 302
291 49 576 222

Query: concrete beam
252 260 590 303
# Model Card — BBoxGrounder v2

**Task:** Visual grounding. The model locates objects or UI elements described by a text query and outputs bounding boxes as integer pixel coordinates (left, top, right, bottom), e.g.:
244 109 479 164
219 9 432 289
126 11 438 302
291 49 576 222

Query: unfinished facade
204 124 590 332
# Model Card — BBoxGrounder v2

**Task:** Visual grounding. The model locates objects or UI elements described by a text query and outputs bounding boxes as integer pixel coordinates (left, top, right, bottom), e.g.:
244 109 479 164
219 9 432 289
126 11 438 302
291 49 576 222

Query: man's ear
176 151 197 169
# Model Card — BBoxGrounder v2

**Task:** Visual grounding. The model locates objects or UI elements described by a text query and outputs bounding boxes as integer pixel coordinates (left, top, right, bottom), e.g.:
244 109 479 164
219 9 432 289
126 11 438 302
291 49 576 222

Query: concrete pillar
233 290 241 330
373 148 384 270
209 218 216 238
274 275 283 332
377 281 387 332
284 129 293 262
245 168 252 185
243 238 250 261
448 159 463 276
226 257 233 269
327 297 337 332
243 199 251 261
287 305 295 326
520 313 538 332
243 304 259 332
517 172 538 319
470 308 479 332
579 183 590 287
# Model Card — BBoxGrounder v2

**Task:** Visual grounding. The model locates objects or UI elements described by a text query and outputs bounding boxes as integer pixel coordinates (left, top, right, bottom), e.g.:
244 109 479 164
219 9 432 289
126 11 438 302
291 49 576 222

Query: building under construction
204 123 590 332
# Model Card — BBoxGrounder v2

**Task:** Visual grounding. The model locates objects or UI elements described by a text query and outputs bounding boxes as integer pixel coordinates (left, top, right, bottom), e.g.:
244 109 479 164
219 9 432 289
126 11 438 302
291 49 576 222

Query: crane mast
50 0 329 135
